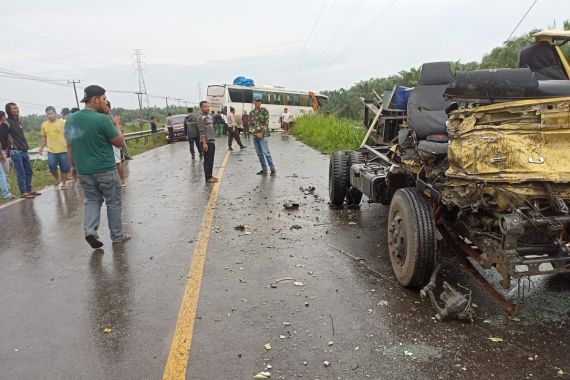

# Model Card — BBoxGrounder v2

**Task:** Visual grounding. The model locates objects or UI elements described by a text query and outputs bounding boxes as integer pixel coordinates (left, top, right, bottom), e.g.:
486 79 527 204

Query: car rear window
171 116 186 124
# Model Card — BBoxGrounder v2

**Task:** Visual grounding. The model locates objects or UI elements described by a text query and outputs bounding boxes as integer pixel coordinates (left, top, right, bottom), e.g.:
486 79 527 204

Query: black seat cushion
417 141 448 157
518 42 569 80
407 62 453 140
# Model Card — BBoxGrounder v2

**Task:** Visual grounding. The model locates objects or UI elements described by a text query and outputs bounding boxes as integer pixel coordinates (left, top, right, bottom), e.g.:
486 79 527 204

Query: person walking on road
64 85 131 248
280 107 291 136
213 111 224 137
197 101 218 183
250 97 276 176
40 106 70 190
5 102 40 199
184 107 202 160
227 107 246 151
166 113 175 144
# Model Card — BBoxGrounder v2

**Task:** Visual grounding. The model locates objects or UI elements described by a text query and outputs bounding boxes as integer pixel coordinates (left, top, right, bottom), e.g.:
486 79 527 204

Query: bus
206 84 329 130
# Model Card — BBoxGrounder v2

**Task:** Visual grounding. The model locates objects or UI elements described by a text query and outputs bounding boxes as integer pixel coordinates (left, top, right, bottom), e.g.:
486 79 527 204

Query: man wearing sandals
250 97 276 176
64 85 131 248
4 102 41 199
40 106 70 190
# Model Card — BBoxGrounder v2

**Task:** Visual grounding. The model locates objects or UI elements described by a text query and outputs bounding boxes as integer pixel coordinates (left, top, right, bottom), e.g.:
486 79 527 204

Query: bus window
286 94 299 106
229 88 253 103
271 93 282 105
299 95 310 107
207 85 225 96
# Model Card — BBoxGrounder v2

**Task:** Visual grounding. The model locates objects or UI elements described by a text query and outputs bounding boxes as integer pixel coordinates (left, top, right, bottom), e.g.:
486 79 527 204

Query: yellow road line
163 148 232 380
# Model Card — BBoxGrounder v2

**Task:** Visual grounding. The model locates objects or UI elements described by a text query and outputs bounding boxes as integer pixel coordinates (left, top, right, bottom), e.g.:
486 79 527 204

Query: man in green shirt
64 85 131 248
250 97 276 176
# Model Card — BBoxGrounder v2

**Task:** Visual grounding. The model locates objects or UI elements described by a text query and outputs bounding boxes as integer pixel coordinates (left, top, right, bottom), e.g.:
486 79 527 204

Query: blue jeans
47 152 70 173
253 138 275 171
78 170 124 241
0 164 11 198
10 150 33 194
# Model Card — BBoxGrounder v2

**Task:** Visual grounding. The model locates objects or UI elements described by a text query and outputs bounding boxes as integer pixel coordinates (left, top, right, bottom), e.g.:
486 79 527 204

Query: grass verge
290 114 365 154
0 134 166 204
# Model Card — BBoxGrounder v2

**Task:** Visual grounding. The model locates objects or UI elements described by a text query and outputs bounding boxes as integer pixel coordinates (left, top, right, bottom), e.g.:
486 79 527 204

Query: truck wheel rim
389 213 406 265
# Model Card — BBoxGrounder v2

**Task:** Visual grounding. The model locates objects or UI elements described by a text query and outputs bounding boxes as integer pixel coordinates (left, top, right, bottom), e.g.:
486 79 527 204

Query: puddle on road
378 343 442 361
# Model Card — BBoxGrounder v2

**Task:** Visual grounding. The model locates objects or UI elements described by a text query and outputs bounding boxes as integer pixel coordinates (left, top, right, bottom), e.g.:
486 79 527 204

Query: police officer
197 101 218 183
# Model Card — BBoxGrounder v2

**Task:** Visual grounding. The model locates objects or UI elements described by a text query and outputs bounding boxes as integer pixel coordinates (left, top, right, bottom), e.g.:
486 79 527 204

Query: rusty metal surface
447 98 570 183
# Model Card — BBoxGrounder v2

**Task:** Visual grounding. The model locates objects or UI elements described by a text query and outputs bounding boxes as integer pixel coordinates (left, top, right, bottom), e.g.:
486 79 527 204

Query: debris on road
487 337 504 343
323 361 330 367
299 186 316 195
378 300 389 306
103 327 112 334
234 225 246 231
290 224 302 230
404 350 413 356
328 341 334 346
276 277 296 283
254 371 271 379
283 202 300 210
264 343 272 351
293 281 304 287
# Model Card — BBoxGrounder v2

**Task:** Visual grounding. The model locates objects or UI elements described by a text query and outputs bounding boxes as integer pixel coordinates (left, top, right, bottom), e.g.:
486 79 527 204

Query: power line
133 49 150 108
314 0 399 80
505 0 539 42
295 0 329 63
296 0 364 84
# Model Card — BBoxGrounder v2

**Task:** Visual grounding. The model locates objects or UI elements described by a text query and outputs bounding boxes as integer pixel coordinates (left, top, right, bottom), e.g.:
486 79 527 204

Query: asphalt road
0 135 569 380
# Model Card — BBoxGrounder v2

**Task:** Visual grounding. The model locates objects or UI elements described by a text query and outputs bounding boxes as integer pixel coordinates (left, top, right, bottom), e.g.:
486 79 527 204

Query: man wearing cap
250 97 276 176
65 85 131 248
196 101 218 183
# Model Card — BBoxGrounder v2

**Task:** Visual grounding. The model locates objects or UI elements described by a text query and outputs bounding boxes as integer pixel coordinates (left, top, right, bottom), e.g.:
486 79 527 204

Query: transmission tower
133 49 150 108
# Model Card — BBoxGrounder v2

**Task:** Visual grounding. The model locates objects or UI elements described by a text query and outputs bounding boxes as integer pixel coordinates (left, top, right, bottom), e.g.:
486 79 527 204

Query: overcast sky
1 0 567 114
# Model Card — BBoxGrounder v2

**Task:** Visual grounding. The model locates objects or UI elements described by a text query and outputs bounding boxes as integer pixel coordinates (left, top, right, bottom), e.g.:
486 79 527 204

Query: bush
290 114 365 154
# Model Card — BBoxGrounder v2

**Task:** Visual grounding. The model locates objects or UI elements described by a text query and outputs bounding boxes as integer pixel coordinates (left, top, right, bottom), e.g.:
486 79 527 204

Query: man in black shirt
184 107 202 160
5 102 38 199
150 115 158 142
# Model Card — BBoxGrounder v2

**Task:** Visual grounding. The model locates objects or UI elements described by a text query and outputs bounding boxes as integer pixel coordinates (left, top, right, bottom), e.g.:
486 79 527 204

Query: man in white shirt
280 108 291 136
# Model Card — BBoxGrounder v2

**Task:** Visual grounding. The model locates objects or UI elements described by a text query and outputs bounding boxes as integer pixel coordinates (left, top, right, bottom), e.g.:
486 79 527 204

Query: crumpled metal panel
446 97 570 183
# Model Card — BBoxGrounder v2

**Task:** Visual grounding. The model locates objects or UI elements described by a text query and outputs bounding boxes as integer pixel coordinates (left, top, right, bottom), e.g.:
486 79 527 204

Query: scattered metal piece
283 202 300 210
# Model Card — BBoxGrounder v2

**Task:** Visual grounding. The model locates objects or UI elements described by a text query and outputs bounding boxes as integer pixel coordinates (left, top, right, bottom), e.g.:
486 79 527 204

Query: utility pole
183 100 188 108
197 82 202 100
165 96 170 110
68 80 81 108
133 49 150 108
135 92 144 130
175 98 183 107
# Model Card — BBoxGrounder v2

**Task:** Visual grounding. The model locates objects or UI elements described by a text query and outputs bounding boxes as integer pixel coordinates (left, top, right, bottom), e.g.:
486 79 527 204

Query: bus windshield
207 85 225 96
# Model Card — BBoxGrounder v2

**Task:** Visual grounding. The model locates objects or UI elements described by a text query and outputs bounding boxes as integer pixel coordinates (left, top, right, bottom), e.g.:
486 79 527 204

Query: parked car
165 114 188 143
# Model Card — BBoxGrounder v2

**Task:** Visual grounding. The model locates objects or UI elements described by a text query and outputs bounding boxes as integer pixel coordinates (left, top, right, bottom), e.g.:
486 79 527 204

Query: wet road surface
1 136 569 379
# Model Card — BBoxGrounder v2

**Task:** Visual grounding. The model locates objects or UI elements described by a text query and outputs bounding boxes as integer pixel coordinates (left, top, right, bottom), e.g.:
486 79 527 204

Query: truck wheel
387 188 436 287
329 151 350 207
346 151 364 205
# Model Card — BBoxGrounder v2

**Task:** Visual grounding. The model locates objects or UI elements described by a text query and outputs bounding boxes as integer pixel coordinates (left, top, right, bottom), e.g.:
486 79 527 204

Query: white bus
206 84 328 129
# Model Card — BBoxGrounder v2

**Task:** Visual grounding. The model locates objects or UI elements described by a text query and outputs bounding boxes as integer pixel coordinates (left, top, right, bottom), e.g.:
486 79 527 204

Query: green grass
1 134 166 204
290 114 365 154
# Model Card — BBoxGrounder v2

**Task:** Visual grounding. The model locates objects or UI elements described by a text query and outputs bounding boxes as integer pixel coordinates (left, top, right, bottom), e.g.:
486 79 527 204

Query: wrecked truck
329 29 570 321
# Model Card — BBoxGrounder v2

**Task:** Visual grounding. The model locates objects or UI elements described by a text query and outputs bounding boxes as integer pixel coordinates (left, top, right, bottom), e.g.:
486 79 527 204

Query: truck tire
329 151 350 207
346 151 364 206
387 188 436 287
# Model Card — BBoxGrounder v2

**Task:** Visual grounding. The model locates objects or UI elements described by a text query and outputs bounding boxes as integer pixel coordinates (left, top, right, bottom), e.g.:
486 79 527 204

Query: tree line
321 22 570 119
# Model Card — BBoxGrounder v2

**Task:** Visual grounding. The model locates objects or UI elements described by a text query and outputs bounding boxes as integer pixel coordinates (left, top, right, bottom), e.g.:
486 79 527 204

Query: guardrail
27 128 167 161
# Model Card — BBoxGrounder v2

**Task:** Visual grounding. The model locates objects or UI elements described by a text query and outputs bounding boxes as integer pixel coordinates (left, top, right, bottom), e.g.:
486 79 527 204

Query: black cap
61 107 71 116
254 97 262 101
80 85 106 103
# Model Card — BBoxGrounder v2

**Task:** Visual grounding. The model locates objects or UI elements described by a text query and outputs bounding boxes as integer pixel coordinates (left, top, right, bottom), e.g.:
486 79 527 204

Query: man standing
150 116 158 142
250 97 276 176
65 85 130 248
5 102 39 199
281 107 291 136
227 107 246 151
197 101 218 183
0 148 13 200
242 110 250 140
0 111 10 175
166 113 175 144
184 107 202 160
40 106 70 190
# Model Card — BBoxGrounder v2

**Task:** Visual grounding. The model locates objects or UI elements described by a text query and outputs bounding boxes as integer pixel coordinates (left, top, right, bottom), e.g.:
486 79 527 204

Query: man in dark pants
166 112 174 144
5 102 40 199
197 101 217 183
184 107 202 160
